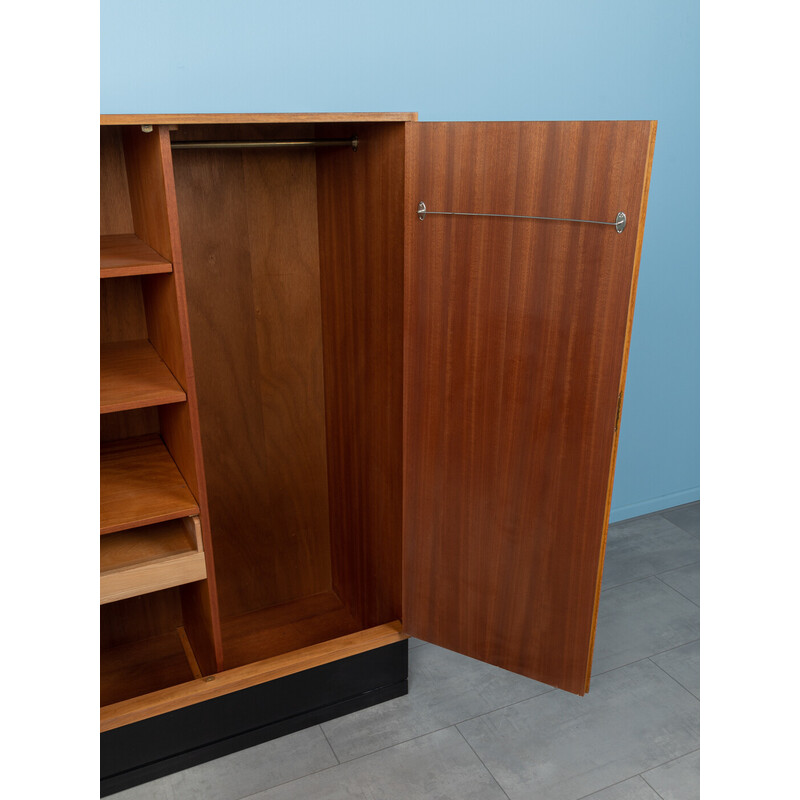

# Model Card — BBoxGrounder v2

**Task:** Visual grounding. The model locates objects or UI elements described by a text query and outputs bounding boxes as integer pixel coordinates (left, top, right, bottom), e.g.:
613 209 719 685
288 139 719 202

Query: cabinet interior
100 121 405 707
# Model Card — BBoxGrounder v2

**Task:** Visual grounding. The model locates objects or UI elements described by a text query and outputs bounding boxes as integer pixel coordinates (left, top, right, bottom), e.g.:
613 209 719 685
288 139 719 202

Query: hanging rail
171 136 358 151
416 201 626 233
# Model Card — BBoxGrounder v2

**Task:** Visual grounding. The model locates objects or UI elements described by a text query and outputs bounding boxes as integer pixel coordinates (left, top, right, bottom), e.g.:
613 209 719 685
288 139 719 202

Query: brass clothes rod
416 201 627 233
171 136 358 151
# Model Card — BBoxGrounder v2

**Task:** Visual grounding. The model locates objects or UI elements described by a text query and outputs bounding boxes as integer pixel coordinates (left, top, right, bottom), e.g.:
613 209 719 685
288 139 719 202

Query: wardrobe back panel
100 276 147 343
173 138 332 618
100 409 160 443
100 590 184 650
100 126 134 235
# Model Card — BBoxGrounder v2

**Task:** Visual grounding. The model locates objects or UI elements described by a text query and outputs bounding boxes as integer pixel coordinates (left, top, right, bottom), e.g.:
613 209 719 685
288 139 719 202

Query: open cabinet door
402 121 656 694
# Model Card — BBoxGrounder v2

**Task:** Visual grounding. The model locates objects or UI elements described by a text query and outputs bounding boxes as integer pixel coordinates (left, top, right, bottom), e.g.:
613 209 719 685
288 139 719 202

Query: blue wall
101 1 699 521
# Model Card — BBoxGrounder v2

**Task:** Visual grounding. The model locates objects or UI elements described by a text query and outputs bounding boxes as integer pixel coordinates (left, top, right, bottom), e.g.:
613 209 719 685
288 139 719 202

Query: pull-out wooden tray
100 516 206 604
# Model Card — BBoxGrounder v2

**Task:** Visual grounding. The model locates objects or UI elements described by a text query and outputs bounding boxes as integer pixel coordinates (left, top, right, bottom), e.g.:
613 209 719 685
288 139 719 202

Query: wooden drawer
100 516 206 604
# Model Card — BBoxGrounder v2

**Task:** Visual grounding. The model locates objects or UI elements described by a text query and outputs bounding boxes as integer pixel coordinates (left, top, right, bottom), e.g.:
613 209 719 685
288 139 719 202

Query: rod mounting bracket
615 212 626 233
417 201 427 221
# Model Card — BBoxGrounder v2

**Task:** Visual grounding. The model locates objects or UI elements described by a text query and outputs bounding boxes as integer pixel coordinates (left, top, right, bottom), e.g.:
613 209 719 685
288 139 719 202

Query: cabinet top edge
100 112 418 125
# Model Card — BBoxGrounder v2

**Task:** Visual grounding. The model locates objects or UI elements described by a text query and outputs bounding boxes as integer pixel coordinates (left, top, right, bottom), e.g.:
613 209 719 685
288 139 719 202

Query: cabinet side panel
403 121 654 694
316 123 405 627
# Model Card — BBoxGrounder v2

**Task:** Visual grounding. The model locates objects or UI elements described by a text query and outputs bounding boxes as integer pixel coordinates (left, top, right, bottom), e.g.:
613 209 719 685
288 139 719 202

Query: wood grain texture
100 127 134 235
100 339 186 413
100 233 172 278
100 408 160 443
100 435 199 534
121 126 173 261
101 516 202 570
220 591 362 670
174 141 333 618
316 123 406 628
100 276 148 344
102 112 418 126
100 588 184 650
140 274 188 391
120 127 186 387
403 121 655 695
101 621 405 731
177 625 204 679
101 550 206 606
142 125 224 672
101 628 195 707
100 517 206 604
157 402 199 504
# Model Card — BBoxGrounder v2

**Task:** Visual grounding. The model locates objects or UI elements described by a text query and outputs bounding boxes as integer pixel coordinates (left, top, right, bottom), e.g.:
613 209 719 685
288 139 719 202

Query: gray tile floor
115 501 700 800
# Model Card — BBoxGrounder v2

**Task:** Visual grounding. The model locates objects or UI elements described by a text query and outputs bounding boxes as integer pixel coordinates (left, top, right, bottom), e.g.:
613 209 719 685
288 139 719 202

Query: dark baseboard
101 639 408 796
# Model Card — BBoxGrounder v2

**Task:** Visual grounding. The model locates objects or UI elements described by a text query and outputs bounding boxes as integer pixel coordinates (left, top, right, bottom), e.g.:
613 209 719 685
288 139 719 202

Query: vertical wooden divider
121 125 224 673
316 123 405 628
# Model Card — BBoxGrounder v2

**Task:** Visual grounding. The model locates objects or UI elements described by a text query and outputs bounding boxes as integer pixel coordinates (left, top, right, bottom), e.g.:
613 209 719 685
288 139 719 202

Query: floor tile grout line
333 724 457 764
451 687 558 728
639 767 664 800
572 747 700 800
232 722 524 799
591 640 700 680
658 519 701 538
609 503 698 531
232 756 352 800
454 725 512 800
318 724 340 765
610 511 695 538
658 507 701 536
573 774 650 800
331 687 558 764
639 748 701 796
602 567 698 595
648 656 700 701
655 559 700 577
649 637 700 658
644 746 700 773
653 573 700 607
640 772 668 800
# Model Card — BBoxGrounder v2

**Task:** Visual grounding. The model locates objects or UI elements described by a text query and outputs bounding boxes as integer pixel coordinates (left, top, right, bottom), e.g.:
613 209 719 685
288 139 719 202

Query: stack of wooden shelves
99 124 222 708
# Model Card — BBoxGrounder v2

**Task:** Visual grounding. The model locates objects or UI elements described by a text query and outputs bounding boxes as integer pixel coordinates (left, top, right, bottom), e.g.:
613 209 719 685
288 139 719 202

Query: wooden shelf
101 339 186 413
100 435 199 534
101 516 206 604
100 233 172 278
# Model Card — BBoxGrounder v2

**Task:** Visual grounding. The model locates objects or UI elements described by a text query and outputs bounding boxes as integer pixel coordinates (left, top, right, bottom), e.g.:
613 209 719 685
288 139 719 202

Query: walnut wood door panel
403 121 656 694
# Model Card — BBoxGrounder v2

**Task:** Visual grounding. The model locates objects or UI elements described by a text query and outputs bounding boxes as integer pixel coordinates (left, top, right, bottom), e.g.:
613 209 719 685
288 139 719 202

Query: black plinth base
101 639 408 796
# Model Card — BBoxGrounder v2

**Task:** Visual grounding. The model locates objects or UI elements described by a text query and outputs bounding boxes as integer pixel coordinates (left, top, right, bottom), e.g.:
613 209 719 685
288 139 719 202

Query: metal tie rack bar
171 136 359 151
416 201 627 233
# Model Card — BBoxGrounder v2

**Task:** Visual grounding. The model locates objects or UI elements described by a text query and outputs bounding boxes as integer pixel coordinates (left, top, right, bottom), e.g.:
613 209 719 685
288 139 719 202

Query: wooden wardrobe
99 112 656 795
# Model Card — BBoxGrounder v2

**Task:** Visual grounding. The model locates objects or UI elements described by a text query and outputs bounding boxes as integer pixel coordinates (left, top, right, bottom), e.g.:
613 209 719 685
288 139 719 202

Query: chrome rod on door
416 201 627 233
